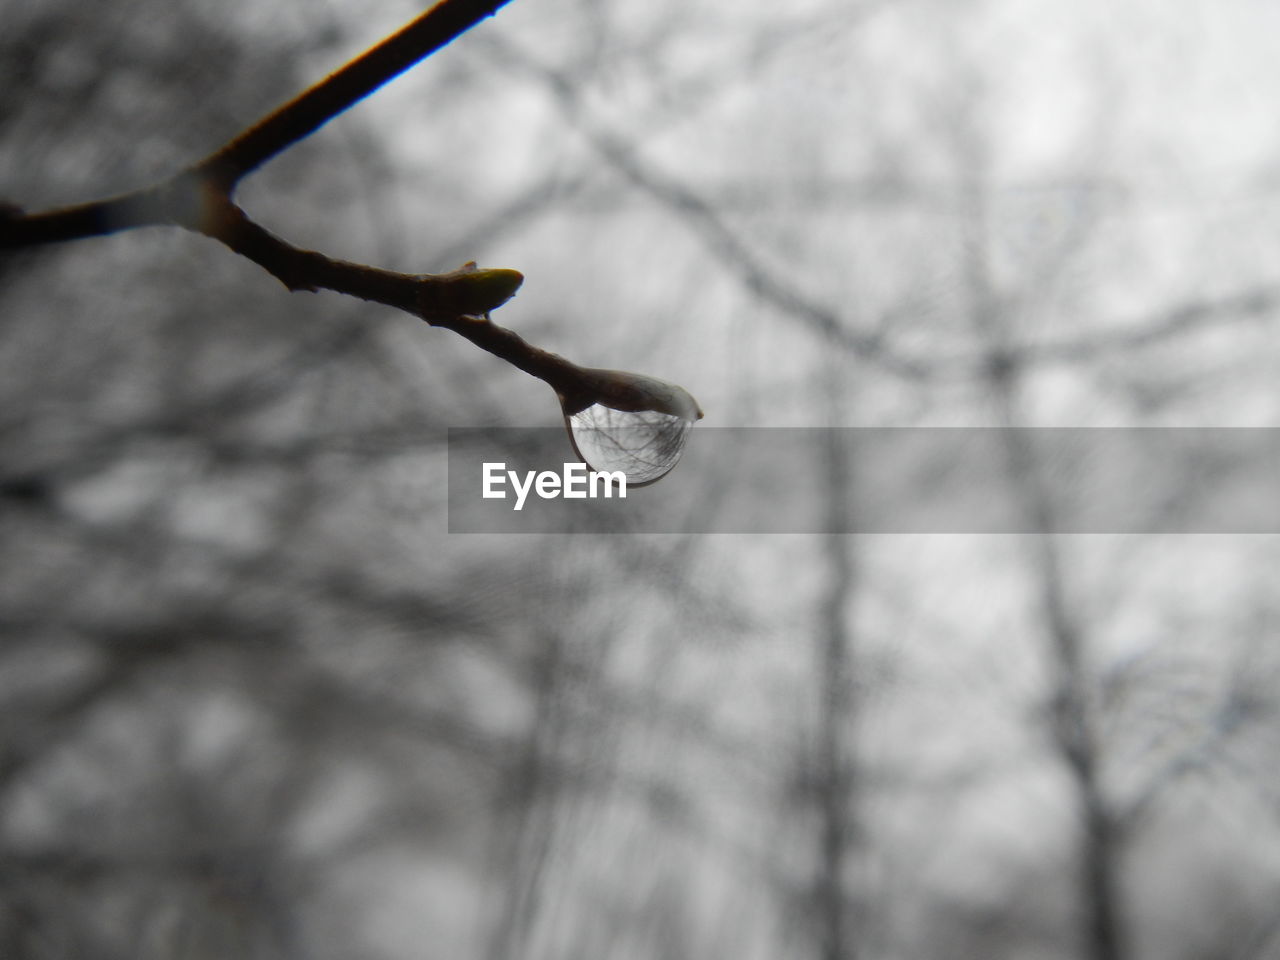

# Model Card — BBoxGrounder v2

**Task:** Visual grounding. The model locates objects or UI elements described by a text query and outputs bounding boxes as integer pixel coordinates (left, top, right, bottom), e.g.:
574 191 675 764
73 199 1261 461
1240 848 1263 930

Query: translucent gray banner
447 428 1280 534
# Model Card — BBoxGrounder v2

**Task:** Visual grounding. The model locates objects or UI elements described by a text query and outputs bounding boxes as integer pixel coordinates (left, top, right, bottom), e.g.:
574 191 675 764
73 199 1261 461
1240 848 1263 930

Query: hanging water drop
566 404 694 486
558 369 703 487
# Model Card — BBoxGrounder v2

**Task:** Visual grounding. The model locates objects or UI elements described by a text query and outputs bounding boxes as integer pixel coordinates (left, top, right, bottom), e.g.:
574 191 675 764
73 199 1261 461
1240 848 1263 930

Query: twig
0 0 523 318
0 0 701 437
198 0 514 190
0 0 516 249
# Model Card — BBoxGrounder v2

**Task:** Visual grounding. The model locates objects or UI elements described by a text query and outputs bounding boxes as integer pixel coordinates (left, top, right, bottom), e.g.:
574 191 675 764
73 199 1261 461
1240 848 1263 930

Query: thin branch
0 0 701 436
185 187 526 315
1025 285 1280 363
198 0 515 190
0 190 161 247
0 0 515 248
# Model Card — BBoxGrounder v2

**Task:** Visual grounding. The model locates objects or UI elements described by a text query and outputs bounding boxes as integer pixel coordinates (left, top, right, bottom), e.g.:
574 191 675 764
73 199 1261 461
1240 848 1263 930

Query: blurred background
3 0 1280 957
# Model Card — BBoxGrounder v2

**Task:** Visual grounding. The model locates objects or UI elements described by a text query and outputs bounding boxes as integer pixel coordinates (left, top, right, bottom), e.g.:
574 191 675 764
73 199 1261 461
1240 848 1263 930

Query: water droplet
565 404 696 487
557 369 701 487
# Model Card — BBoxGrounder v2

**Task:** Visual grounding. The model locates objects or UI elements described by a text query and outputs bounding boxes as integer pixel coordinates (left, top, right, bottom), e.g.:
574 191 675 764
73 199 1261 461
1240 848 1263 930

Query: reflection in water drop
566 404 696 487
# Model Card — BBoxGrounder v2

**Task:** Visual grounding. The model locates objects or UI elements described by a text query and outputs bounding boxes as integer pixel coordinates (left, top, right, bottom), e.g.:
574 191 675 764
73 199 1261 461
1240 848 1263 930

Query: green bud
419 263 524 319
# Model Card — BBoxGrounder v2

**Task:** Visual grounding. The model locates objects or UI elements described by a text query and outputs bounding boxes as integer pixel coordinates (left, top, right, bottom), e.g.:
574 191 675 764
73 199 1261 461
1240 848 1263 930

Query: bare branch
0 0 701 446
0 0 515 248
197 0 516 190
1025 286 1280 363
